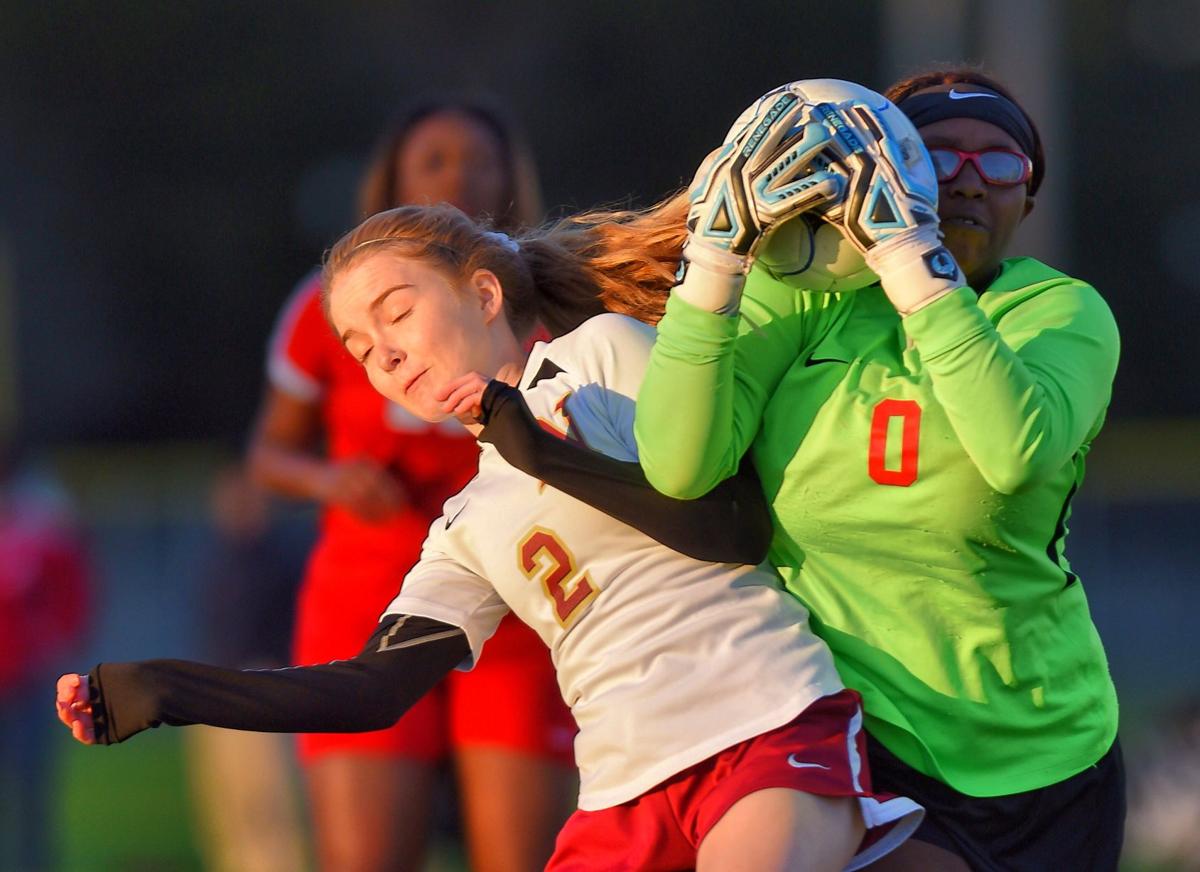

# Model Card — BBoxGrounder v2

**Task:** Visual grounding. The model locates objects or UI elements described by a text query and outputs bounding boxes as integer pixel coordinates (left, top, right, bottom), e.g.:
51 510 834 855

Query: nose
945 160 987 199
378 345 405 372
438 162 469 201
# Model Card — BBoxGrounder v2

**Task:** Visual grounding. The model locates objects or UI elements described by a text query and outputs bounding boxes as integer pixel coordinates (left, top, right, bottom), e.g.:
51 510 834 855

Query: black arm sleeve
477 380 773 564
87 615 468 745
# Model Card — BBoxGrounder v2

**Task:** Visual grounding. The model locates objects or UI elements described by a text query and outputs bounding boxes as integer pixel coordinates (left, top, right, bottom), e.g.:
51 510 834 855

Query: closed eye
390 309 412 325
357 346 373 365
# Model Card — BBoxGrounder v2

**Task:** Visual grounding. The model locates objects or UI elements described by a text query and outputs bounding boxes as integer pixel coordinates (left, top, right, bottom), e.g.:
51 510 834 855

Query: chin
942 234 987 279
383 393 442 425
405 400 447 424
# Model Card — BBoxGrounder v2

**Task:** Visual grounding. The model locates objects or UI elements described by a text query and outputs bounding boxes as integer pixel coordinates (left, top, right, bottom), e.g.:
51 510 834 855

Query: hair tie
484 230 520 253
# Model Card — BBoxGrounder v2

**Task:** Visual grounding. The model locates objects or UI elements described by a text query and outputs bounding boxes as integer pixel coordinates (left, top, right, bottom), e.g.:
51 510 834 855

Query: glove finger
749 112 850 221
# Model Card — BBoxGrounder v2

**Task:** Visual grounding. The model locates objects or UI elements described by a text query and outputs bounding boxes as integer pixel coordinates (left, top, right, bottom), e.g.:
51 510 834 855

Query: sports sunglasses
927 147 1033 187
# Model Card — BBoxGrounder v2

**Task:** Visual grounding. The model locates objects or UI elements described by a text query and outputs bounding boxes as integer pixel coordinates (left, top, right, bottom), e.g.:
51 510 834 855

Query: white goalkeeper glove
811 97 966 315
675 84 853 314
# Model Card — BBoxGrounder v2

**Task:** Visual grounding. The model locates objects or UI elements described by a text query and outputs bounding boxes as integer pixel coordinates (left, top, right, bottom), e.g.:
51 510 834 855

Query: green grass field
51 728 467 872
54 728 204 872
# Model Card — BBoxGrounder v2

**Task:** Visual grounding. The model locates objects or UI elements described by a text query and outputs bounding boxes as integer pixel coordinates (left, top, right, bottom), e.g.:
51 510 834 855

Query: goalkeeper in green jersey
630 70 1123 871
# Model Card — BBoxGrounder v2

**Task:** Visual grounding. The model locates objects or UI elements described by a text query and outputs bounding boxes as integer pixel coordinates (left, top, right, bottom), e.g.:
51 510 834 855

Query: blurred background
1 1 1197 869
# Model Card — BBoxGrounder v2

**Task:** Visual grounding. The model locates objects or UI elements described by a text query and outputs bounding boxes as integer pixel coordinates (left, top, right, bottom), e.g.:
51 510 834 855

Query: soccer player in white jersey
57 199 922 870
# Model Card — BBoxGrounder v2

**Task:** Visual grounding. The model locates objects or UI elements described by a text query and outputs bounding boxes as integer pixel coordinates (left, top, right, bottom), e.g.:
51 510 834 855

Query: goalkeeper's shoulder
987 257 1119 341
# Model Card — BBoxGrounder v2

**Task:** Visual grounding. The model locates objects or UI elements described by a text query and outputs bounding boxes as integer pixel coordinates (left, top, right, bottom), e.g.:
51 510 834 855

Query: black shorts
866 733 1126 871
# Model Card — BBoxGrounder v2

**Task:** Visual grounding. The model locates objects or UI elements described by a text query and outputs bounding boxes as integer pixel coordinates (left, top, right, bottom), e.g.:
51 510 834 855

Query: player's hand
56 673 96 745
688 85 852 260
437 372 491 425
438 364 523 426
677 84 857 313
316 458 408 522
812 100 966 314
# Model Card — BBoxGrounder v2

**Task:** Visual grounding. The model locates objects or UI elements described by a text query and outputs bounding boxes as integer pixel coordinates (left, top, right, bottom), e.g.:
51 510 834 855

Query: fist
56 673 96 745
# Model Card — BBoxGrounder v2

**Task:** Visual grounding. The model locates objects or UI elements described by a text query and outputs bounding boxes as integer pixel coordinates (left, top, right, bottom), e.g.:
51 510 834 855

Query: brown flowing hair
322 194 690 338
884 66 1046 195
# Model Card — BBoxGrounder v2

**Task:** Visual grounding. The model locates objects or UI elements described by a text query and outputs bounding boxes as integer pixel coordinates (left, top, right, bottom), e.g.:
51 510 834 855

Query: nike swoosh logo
787 754 832 770
948 89 998 101
444 503 468 530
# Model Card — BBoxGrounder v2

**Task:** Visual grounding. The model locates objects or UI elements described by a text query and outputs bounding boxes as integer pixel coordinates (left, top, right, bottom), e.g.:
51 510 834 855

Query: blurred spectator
0 439 89 871
184 462 311 872
247 98 575 872
1125 700 1200 871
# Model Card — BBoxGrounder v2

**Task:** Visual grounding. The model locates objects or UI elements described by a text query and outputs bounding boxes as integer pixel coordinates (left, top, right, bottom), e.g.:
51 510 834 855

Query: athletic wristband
672 241 750 316
864 230 966 316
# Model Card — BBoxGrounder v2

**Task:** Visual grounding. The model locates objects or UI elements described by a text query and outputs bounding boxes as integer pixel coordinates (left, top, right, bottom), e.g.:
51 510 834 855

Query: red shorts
292 538 575 765
547 690 922 872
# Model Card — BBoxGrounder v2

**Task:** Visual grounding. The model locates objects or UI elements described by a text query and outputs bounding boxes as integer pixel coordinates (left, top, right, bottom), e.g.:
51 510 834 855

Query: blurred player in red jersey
248 100 575 872
0 438 89 872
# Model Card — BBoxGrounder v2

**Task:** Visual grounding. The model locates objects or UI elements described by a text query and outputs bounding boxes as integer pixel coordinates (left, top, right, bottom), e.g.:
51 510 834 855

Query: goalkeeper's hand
812 100 966 315
675 84 852 314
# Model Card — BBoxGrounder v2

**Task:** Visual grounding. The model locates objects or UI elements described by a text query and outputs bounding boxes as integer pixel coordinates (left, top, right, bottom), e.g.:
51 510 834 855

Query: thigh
685 692 922 868
305 754 438 872
697 788 863 872
186 727 307 872
449 618 577 872
546 796 694 872
862 838 971 872
455 746 576 872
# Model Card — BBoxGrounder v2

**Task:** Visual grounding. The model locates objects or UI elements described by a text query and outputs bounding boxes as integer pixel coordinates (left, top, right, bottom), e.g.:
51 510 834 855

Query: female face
917 114 1035 287
396 110 509 220
329 252 502 422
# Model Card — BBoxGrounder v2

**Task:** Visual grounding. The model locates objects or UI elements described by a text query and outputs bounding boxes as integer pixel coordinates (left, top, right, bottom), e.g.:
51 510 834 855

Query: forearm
246 439 330 502
480 381 772 564
87 616 466 744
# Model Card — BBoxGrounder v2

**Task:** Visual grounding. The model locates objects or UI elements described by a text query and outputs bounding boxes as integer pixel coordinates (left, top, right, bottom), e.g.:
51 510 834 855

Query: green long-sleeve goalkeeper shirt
636 256 1120 797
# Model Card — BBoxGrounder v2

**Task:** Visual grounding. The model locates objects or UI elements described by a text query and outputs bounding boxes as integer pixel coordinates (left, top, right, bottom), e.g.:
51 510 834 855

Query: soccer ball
754 213 877 292
725 77 931 293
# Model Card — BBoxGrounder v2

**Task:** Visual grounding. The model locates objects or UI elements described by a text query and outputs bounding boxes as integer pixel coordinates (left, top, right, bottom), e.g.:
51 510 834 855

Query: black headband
895 88 1038 166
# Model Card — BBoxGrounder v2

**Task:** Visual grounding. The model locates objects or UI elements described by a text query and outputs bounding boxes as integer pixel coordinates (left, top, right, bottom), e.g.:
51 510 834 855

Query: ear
1022 195 1036 220
468 269 506 325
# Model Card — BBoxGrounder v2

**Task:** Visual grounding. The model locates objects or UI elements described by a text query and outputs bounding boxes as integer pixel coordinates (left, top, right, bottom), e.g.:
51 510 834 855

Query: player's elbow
364 708 405 732
371 691 422 731
641 463 717 501
636 442 721 501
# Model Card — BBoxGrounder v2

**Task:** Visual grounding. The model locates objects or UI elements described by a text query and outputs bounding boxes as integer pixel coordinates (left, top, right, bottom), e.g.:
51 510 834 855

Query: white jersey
384 313 842 810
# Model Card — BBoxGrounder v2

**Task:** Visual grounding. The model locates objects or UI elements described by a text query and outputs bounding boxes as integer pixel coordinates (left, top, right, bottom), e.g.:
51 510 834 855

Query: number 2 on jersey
868 399 921 486
519 527 598 627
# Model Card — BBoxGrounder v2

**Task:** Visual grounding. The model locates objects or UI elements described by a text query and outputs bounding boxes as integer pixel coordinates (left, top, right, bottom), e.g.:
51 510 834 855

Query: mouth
401 368 430 396
942 215 988 231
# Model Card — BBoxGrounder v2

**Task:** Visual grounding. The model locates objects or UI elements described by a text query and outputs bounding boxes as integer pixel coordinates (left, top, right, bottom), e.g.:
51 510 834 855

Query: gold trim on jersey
517 525 599 629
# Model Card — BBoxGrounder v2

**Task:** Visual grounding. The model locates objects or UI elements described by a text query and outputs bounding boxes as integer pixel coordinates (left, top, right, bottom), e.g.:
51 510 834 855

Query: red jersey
267 272 479 558
0 484 89 695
